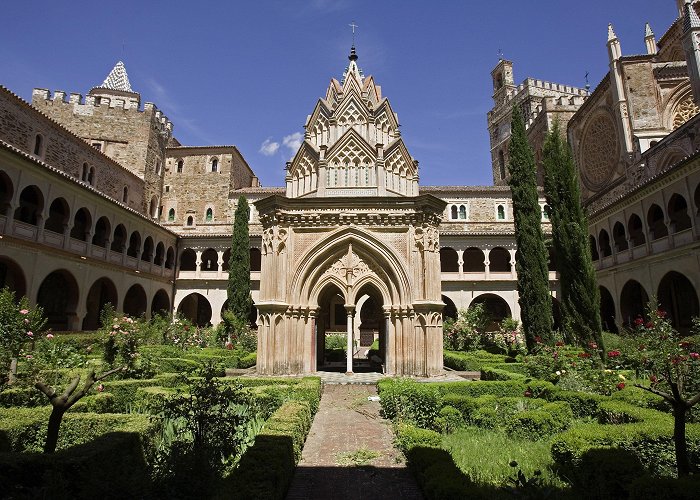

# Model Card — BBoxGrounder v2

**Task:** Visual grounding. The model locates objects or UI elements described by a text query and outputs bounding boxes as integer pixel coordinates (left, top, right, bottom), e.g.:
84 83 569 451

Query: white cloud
282 132 303 152
259 138 280 156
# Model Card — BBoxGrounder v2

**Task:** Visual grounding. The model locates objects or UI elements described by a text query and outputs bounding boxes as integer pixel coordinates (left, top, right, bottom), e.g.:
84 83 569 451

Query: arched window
613 222 628 252
122 186 128 203
599 229 612 257
628 214 646 247
88 167 95 186
155 160 162 175
177 160 184 173
186 216 193 226
589 235 599 261
33 134 43 156
647 204 668 240
168 208 175 221
82 163 89 182
211 158 219 172
497 205 505 220
450 205 458 219
205 208 213 222
458 205 467 220
668 193 692 233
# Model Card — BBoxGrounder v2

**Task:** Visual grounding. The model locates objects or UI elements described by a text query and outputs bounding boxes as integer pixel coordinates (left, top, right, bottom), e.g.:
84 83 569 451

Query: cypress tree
227 196 252 320
542 122 604 352
507 106 553 350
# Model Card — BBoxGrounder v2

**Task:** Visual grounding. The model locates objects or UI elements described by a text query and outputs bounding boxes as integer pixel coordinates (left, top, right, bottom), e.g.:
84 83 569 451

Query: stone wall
0 86 144 212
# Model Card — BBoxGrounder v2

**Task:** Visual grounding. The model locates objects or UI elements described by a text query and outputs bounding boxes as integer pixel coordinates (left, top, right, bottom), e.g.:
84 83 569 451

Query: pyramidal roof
97 61 134 93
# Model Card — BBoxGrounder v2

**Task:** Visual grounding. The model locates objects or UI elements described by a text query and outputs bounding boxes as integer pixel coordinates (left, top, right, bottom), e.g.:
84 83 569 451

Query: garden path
285 384 424 500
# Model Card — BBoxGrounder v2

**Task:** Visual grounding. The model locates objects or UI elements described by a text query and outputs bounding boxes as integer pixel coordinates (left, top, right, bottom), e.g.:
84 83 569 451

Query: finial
349 45 358 61
607 23 617 42
645 22 654 37
498 48 504 61
585 71 590 92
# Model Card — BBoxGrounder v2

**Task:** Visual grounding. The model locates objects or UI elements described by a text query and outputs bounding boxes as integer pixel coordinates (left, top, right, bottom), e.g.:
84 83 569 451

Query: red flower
645 322 654 329
588 342 598 350
679 341 692 349
225 341 234 350
657 309 667 318
578 352 591 358
690 352 700 360
607 350 620 358
616 382 625 390
649 375 658 384
555 341 565 347
534 336 542 344
524 388 533 398
634 317 644 326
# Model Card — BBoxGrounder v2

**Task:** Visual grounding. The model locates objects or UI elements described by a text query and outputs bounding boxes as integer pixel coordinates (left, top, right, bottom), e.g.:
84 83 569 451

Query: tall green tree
507 106 553 350
543 122 603 351
227 196 252 320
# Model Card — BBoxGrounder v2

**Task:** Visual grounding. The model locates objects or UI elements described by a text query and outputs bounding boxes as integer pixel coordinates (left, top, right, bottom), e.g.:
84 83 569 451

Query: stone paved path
285 384 424 500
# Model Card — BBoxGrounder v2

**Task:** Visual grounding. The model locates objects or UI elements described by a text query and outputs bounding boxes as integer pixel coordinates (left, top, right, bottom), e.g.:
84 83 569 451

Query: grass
336 447 382 466
443 426 569 490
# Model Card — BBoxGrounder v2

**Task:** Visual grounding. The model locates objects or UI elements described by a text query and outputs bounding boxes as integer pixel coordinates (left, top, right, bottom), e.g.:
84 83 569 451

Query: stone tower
487 60 587 186
32 61 172 218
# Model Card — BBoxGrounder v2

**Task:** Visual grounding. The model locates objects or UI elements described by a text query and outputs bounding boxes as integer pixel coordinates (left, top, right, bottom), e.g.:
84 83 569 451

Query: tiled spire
98 61 133 92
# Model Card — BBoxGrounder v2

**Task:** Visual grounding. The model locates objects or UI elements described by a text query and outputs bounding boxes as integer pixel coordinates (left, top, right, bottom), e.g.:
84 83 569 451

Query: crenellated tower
32 61 172 218
285 46 418 198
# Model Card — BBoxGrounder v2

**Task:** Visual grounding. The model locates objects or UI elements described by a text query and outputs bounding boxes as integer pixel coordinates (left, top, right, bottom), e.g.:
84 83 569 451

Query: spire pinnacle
607 23 617 42
98 61 133 93
349 45 358 62
685 0 700 31
645 22 654 38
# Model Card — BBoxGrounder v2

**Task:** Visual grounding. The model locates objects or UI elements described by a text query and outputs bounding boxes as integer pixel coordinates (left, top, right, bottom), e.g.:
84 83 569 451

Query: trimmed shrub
239 352 257 368
609 386 668 411
480 367 526 381
434 405 464 433
433 379 555 399
218 400 315 499
505 402 573 440
70 392 115 413
0 431 151 498
570 447 645 499
443 350 509 371
596 400 667 425
377 379 440 427
551 420 700 479
393 422 442 452
0 386 46 408
544 389 602 418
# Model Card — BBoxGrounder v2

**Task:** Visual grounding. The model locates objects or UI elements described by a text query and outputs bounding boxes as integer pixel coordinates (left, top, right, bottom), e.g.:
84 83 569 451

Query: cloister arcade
589 175 700 334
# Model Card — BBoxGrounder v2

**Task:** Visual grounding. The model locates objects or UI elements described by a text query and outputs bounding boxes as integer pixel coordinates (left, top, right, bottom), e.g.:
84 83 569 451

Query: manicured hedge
480 367 526 381
217 400 315 499
629 473 700 499
0 431 151 499
544 389 603 418
393 422 496 499
443 350 511 371
505 401 573 439
551 419 700 480
0 386 46 408
0 408 155 453
70 392 116 413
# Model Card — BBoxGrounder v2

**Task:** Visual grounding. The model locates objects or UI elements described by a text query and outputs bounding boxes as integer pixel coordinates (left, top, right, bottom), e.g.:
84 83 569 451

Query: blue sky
0 1 677 187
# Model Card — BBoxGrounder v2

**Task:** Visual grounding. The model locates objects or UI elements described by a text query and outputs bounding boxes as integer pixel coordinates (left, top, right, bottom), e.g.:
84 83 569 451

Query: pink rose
19 309 29 315
690 352 700 360
46 333 54 339
25 354 32 359
97 384 104 392
26 331 33 337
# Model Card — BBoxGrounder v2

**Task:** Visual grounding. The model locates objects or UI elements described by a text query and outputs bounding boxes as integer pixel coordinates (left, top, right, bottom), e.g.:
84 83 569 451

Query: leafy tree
633 302 700 476
0 288 46 384
507 106 553 349
542 123 604 352
35 366 124 453
227 196 252 322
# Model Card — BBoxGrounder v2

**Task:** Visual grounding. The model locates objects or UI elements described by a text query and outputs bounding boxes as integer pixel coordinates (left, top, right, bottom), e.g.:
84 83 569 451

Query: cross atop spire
349 21 358 45
98 61 133 93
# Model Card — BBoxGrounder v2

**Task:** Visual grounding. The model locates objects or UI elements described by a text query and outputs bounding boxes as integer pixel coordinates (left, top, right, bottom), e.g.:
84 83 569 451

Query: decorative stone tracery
672 97 700 130
580 113 618 188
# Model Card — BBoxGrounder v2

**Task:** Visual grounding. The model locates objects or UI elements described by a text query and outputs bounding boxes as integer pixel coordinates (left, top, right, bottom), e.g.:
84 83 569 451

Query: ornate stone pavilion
255 48 446 377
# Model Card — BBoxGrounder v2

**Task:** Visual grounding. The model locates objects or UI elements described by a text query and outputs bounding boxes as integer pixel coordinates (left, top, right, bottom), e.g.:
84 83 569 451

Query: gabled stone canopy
285 47 419 198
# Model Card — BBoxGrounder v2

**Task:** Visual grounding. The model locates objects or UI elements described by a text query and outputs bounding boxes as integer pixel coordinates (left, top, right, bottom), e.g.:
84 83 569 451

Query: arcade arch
657 271 699 334
36 269 79 331
178 292 212 326
123 284 147 317
82 277 118 330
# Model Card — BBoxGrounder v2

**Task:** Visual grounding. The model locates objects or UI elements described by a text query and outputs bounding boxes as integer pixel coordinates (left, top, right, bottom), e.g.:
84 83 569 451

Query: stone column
195 250 202 279
345 305 355 374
